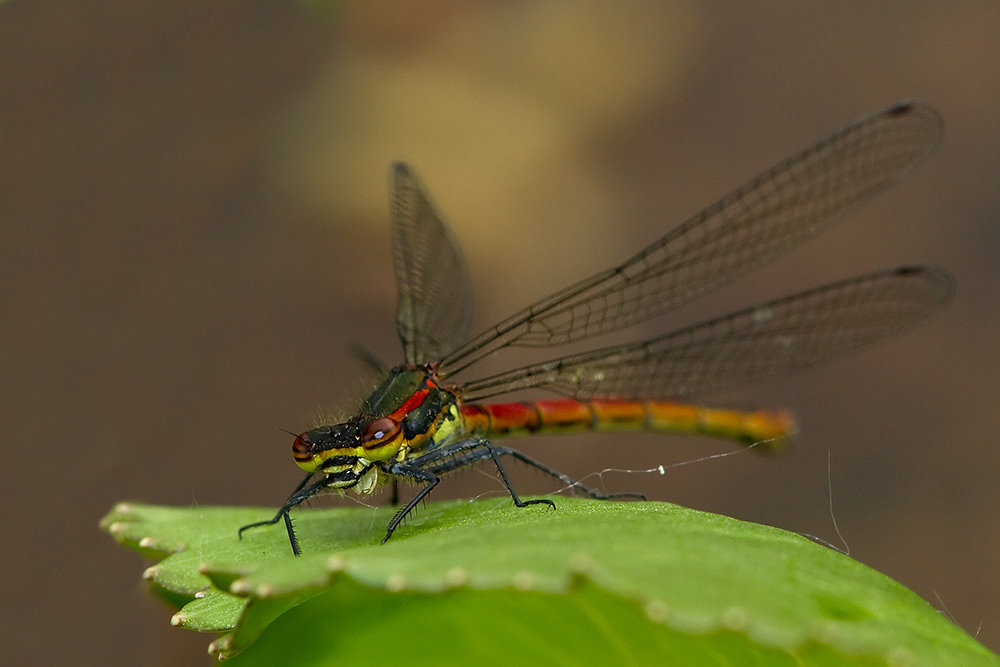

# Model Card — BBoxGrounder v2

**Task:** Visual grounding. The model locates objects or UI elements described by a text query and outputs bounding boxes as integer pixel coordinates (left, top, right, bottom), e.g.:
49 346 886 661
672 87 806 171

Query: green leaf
101 497 997 665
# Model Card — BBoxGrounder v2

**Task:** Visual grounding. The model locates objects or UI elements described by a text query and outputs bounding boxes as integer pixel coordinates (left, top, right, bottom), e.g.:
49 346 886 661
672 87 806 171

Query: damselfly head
291 417 406 473
291 422 360 472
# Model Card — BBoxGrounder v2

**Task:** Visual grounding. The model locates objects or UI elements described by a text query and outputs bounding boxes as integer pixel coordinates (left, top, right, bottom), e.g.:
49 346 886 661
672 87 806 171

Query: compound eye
292 432 313 463
361 417 400 448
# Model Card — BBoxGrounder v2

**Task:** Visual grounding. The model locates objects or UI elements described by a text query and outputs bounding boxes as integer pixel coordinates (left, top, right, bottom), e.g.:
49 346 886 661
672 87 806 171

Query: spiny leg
411 438 644 502
483 443 556 510
379 461 440 543
238 472 328 556
379 443 555 544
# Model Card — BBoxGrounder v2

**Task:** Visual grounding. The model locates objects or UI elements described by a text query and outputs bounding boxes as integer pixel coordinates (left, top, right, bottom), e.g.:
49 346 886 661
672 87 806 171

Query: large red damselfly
240 102 953 555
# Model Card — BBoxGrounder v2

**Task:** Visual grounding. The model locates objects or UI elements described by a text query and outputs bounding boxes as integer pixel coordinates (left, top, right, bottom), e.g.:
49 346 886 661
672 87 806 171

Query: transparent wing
391 163 474 364
442 102 943 377
460 265 953 401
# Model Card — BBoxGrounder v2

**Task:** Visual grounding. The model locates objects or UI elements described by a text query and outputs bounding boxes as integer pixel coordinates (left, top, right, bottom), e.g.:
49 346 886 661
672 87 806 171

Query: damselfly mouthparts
240 102 953 555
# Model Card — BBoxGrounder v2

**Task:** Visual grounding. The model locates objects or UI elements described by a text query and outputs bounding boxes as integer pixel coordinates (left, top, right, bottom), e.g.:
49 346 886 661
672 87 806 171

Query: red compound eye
292 433 312 462
361 417 400 448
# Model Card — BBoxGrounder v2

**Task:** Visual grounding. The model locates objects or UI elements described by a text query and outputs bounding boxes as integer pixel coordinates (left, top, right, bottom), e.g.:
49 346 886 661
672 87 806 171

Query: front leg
238 472 328 556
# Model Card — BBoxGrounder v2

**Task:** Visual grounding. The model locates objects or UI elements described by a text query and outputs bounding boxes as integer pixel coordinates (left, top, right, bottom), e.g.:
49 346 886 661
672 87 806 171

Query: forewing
442 102 943 377
460 265 954 401
391 163 475 364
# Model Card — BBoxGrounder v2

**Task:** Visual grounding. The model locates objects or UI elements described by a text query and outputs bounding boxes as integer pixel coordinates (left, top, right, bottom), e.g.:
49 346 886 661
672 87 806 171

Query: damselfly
240 102 953 555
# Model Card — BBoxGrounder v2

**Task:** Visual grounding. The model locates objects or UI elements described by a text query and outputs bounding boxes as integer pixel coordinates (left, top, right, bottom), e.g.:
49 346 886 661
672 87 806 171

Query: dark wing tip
883 100 944 140
391 162 415 188
885 99 937 118
894 263 956 306
888 101 917 116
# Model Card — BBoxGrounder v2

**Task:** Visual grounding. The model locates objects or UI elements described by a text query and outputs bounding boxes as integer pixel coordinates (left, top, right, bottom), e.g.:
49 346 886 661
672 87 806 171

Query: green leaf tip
101 498 998 665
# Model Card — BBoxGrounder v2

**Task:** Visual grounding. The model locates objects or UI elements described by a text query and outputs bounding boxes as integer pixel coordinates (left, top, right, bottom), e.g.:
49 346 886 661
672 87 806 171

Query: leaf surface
101 498 996 665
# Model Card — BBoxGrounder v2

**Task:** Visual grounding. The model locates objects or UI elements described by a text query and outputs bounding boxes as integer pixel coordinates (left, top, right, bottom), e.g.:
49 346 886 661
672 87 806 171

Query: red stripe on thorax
389 387 430 421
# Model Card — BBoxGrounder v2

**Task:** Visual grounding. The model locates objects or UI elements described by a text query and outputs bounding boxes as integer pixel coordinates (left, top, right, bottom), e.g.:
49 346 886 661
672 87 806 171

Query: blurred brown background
0 1 997 665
